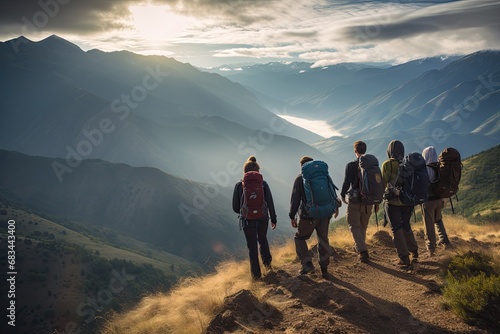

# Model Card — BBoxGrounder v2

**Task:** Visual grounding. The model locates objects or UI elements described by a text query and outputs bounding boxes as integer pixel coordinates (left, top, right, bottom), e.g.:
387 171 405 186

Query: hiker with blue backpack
341 141 383 263
232 156 277 281
289 156 341 278
381 140 420 267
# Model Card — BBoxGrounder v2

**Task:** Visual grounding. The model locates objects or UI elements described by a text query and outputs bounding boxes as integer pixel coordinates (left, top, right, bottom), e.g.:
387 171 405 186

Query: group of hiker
232 140 461 280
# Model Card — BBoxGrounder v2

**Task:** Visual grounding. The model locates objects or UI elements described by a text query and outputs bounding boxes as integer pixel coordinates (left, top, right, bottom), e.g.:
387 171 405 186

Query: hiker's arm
381 160 390 189
289 176 302 219
340 162 353 202
263 182 277 225
232 182 242 214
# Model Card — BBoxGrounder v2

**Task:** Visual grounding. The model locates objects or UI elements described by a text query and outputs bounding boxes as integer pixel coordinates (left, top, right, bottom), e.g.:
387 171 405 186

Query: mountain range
1 35 498 260
209 52 499 163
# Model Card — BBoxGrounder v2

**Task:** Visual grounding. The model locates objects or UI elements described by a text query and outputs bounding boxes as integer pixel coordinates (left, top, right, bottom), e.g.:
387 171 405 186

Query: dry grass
102 214 499 334
101 261 269 334
438 215 500 242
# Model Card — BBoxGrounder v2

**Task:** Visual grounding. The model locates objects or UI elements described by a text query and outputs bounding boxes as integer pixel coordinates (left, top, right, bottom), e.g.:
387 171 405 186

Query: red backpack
240 171 268 220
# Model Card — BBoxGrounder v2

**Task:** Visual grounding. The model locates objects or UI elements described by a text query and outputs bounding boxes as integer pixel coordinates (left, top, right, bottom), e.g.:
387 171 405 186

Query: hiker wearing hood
422 146 450 255
381 140 419 267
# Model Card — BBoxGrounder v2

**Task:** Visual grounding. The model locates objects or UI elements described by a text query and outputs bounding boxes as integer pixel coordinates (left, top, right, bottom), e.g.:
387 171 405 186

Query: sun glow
129 4 190 41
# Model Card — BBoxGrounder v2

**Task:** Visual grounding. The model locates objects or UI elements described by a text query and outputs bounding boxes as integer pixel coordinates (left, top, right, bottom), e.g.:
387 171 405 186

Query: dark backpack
429 147 462 199
301 160 339 218
240 171 268 220
358 154 384 205
396 152 430 206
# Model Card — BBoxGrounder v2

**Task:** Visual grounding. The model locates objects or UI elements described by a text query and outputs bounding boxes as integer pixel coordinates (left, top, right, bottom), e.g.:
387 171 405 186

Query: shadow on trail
273 269 453 334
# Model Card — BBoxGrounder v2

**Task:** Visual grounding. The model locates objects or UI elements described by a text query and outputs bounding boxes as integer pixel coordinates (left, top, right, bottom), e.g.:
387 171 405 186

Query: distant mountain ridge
208 50 499 177
208 56 462 114
0 149 245 263
0 34 324 173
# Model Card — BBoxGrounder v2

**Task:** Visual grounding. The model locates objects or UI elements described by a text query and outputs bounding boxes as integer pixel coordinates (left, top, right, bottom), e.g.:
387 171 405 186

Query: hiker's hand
271 222 277 230
334 209 339 219
291 219 297 228
374 204 379 213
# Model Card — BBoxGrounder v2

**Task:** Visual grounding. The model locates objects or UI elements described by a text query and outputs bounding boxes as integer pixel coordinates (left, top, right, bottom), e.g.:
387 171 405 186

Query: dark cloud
0 0 135 35
0 0 287 36
340 0 500 43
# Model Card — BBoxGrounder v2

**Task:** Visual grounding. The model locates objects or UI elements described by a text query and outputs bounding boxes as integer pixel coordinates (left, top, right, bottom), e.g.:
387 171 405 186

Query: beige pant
347 202 373 253
422 199 448 249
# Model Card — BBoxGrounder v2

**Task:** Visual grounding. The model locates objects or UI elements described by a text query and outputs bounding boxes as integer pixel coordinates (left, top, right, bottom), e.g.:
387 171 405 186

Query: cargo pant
384 203 418 260
347 202 373 253
295 217 331 268
422 198 449 250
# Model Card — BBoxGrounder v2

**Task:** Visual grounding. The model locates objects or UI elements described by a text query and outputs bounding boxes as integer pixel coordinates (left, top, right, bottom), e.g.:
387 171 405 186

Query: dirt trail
206 230 491 334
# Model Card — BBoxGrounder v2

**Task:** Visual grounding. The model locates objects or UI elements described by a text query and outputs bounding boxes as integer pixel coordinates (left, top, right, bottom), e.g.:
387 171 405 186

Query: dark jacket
340 159 360 200
289 175 311 220
232 180 277 224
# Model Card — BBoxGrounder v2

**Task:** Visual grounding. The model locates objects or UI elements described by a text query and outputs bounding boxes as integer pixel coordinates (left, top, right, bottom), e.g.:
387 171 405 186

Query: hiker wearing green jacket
381 140 419 267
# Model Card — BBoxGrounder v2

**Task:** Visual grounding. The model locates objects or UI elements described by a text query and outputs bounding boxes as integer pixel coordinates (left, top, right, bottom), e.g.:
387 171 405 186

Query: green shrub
443 273 500 331
446 251 495 279
442 251 500 331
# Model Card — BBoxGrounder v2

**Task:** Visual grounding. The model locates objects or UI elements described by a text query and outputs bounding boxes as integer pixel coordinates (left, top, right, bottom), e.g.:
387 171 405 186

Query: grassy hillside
0 205 201 334
454 144 500 222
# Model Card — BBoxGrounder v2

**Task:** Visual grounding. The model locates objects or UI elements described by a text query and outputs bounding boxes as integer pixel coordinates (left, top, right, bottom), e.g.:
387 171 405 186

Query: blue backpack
301 160 339 218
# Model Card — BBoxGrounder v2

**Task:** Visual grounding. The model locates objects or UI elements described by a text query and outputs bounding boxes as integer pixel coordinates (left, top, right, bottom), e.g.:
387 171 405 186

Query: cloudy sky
1 0 499 67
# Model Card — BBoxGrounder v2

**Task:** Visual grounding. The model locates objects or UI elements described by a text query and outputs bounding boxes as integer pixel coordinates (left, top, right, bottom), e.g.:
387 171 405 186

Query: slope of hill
101 214 500 334
454 144 500 221
0 205 200 334
0 149 251 265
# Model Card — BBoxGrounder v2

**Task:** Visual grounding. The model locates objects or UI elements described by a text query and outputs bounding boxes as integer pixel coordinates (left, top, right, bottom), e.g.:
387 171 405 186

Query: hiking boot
398 255 411 266
359 251 370 263
411 251 419 261
427 248 435 257
251 274 262 281
299 261 315 275
320 266 330 279
264 263 273 271
438 242 451 250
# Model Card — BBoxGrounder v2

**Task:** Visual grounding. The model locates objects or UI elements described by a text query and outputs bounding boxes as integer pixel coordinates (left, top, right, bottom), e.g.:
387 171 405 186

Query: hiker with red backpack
289 156 340 278
381 140 420 267
232 156 277 281
340 141 383 263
